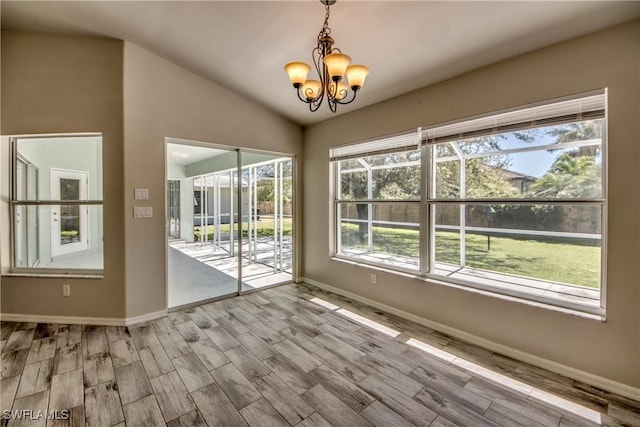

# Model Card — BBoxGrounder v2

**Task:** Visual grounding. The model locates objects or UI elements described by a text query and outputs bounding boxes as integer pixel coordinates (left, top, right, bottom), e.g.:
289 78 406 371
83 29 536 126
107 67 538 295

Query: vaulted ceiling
2 1 639 126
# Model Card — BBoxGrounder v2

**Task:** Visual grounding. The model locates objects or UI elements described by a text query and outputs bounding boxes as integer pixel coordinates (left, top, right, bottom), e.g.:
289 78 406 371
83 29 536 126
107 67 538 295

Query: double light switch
134 188 152 218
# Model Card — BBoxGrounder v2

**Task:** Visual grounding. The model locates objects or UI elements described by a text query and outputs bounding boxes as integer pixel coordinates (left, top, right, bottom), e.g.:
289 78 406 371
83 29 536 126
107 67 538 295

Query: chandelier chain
319 4 332 41
324 4 330 30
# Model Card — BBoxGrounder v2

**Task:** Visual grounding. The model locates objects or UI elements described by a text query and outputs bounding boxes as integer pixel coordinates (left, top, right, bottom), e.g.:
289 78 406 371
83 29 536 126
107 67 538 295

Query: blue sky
499 131 599 178
508 150 558 178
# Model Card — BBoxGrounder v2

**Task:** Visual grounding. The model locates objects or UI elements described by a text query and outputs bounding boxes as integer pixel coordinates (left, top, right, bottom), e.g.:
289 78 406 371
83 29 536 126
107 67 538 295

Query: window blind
329 131 422 162
425 91 606 144
329 89 605 161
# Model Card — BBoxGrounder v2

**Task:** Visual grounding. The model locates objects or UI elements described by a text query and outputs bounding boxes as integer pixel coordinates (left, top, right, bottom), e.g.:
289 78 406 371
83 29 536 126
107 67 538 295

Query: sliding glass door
167 142 294 309
240 154 293 292
166 143 240 308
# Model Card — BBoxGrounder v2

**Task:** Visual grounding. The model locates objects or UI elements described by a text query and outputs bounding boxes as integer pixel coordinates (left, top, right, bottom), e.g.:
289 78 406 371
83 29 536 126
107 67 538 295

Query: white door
51 169 89 257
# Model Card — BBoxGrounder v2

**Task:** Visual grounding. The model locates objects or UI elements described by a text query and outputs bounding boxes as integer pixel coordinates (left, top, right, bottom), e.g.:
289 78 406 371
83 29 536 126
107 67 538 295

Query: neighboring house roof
495 167 537 182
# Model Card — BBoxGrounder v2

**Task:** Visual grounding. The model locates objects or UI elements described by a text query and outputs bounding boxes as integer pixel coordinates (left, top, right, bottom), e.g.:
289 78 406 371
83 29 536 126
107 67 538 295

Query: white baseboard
301 277 640 402
125 310 168 326
1 309 168 327
0 313 124 326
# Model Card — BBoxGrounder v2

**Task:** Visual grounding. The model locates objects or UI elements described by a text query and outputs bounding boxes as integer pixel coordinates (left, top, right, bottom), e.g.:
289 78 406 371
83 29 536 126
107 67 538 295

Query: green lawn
195 216 292 241
341 224 600 288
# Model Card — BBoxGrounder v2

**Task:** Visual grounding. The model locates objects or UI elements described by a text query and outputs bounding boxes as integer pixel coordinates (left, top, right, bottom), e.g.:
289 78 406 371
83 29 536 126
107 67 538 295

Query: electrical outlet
62 284 71 297
371 273 377 284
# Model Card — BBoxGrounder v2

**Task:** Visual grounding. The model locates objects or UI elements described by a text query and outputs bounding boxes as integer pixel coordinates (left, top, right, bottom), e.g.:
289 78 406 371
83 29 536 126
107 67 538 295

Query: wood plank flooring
1 283 639 426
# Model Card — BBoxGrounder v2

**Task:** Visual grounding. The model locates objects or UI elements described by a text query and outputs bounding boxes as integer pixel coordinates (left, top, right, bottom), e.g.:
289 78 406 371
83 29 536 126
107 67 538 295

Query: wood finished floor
1 283 639 427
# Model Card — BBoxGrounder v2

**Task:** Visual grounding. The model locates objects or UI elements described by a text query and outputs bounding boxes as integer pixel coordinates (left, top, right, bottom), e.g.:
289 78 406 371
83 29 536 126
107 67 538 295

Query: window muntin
11 135 103 273
331 92 606 314
338 150 421 201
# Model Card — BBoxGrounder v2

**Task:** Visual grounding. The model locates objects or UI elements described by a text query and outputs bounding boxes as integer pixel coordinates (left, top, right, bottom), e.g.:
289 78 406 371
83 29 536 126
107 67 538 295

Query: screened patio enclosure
166 142 293 308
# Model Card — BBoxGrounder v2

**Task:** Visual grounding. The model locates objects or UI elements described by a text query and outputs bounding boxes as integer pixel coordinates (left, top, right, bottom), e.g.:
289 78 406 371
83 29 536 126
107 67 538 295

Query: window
331 91 606 315
334 135 422 271
11 135 103 273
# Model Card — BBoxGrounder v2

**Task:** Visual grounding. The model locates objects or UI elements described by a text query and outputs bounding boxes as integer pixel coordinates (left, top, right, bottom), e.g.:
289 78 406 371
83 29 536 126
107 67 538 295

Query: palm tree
546 120 602 157
528 153 601 198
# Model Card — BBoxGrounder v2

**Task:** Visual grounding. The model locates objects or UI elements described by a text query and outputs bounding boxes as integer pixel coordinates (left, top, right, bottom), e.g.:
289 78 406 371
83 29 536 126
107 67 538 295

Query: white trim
0 313 123 326
0 309 168 327
2 273 103 279
300 277 640 402
124 310 168 326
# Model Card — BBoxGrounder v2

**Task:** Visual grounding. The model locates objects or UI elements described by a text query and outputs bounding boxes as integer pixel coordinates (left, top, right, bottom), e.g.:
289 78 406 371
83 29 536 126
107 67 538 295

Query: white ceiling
167 142 229 166
2 1 639 126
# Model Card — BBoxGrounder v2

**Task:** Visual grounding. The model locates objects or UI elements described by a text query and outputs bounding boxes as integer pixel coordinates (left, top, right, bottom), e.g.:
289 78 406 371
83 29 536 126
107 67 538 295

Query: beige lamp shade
346 65 370 89
301 80 322 99
330 82 349 100
324 53 351 80
285 62 311 87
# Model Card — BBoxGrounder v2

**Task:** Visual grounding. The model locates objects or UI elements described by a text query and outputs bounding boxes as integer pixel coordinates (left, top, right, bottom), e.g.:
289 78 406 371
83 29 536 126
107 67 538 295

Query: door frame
164 137 297 310
50 168 89 257
167 179 181 239
14 156 41 267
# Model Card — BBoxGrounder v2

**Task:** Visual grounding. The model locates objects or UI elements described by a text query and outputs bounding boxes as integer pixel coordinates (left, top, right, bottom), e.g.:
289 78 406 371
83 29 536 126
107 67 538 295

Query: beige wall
122 43 303 318
303 20 640 388
0 33 303 321
0 31 125 318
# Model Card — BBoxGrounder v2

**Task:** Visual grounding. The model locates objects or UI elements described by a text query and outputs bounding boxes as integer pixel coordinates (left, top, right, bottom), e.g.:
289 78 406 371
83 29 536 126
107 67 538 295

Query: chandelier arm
295 87 311 104
309 97 323 112
328 98 338 113
334 88 360 105
313 46 328 100
296 84 326 108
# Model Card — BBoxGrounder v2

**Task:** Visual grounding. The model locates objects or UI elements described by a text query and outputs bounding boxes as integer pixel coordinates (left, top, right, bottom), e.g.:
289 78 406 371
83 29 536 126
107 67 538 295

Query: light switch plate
134 188 149 200
134 206 147 218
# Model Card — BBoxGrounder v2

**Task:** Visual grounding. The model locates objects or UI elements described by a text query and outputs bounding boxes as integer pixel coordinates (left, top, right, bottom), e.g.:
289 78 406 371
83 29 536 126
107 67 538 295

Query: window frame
330 92 607 316
333 150 423 274
9 133 104 276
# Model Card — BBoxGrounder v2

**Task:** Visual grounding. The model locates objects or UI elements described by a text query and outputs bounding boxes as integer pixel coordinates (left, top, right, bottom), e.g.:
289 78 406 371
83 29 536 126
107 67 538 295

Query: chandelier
284 0 370 113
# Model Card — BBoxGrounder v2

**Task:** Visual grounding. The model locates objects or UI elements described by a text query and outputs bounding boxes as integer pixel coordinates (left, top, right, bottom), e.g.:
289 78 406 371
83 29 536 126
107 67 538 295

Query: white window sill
2 272 104 279
331 254 605 321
